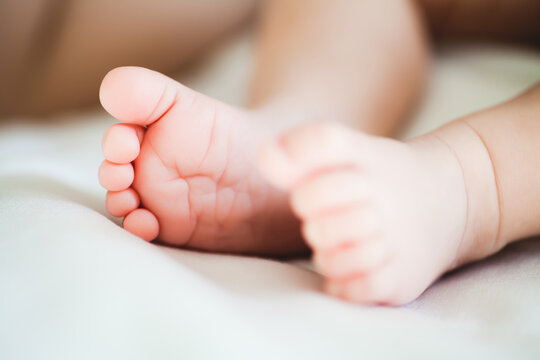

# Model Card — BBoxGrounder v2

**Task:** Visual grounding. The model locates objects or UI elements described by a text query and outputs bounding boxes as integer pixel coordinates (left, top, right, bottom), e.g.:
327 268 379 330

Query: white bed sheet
1 32 540 359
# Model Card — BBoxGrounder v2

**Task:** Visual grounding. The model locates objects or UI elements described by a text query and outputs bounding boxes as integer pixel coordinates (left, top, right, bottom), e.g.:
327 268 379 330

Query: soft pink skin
98 66 304 255
255 84 540 305
98 160 134 192
123 209 160 242
102 124 143 164
98 66 467 305
258 122 471 305
106 188 140 217
97 66 540 306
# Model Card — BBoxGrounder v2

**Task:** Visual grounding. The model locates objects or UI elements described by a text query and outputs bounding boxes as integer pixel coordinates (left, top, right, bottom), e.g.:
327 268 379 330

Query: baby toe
98 160 134 191
290 170 368 218
106 188 140 217
102 124 144 164
257 122 364 190
123 208 159 242
302 208 379 251
314 239 389 278
332 267 396 305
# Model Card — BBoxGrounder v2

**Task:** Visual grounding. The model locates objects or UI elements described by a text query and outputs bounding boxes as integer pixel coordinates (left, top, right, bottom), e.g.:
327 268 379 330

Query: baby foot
98 67 305 255
258 122 472 305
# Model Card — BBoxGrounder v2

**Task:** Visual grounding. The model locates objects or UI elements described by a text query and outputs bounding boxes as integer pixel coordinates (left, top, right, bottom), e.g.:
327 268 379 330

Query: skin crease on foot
257 122 472 305
97 63 465 305
256 107 521 305
98 65 539 306
98 66 306 256
2 0 536 307
257 79 540 305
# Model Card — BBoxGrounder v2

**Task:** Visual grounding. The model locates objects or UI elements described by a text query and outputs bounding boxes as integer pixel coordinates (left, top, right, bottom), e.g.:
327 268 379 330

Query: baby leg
0 0 256 117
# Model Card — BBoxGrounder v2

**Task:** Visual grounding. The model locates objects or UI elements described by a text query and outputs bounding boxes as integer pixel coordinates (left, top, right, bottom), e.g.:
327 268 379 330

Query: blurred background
1 1 540 359
1 0 538 119
0 0 258 118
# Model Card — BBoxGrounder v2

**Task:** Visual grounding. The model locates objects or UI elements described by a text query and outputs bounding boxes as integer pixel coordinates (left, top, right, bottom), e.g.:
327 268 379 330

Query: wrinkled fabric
1 35 540 359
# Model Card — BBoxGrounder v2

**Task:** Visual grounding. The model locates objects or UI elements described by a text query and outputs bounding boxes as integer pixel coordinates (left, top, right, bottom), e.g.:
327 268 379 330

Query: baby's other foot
98 67 305 255
258 122 471 305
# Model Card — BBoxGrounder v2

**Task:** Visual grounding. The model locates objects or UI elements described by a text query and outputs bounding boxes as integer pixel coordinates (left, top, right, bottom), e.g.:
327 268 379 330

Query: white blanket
1 32 540 359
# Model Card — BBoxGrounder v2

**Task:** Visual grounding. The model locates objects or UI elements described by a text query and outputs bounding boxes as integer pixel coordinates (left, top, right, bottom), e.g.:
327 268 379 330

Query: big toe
99 66 179 126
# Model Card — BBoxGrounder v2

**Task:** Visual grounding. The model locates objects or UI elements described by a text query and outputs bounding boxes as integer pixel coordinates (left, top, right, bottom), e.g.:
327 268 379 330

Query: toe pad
123 209 159 242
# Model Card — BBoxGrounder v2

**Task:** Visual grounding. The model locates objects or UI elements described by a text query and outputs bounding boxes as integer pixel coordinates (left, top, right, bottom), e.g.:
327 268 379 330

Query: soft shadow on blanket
161 246 322 297
0 174 106 215
0 172 323 299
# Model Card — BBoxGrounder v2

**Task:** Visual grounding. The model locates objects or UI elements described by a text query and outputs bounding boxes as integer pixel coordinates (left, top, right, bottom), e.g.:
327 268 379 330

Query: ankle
431 120 502 266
